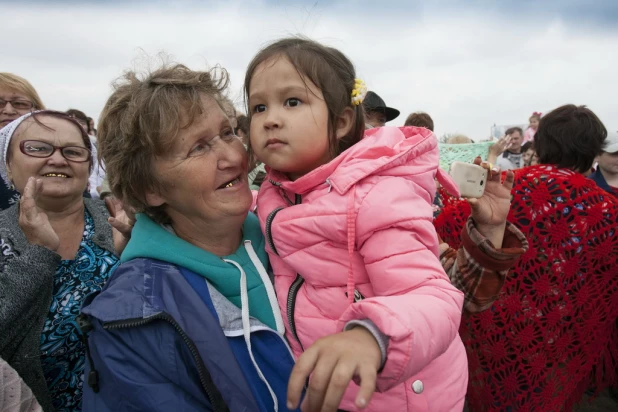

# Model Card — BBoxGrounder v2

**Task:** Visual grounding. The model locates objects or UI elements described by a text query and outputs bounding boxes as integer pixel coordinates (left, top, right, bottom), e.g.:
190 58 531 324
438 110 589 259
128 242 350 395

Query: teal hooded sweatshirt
121 212 277 329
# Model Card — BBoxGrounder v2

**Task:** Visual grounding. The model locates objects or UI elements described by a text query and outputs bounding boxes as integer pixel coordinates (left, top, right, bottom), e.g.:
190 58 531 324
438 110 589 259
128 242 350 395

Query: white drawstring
244 240 285 335
223 258 279 412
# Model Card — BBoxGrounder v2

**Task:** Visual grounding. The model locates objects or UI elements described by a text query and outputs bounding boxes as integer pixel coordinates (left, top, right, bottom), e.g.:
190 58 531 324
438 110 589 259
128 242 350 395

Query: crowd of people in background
0 35 616 412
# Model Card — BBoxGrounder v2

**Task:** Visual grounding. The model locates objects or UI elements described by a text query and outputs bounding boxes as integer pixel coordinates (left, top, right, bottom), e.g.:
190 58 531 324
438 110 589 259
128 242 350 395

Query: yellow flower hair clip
351 78 368 106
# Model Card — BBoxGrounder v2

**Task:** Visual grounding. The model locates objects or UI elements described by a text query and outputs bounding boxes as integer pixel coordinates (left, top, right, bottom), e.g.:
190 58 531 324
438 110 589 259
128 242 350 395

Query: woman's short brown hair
404 112 434 131
0 73 45 110
97 63 229 224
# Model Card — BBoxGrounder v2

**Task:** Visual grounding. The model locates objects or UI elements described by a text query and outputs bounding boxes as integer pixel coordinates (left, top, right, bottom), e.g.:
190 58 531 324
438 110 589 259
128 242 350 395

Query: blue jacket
589 168 617 196
81 213 298 411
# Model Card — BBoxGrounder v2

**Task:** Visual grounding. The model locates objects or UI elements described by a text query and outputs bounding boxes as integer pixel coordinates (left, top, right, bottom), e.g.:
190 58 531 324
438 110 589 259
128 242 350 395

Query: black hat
362 91 400 122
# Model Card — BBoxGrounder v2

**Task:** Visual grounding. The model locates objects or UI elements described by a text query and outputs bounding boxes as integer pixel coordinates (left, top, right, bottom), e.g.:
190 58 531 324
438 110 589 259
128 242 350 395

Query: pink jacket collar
266 126 459 197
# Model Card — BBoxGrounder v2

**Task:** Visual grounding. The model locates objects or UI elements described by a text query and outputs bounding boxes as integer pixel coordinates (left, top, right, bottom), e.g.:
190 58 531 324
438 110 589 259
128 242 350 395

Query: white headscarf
0 111 39 185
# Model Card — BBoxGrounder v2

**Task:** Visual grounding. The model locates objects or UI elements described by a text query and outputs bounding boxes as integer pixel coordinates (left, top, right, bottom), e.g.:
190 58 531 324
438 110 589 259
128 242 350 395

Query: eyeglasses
19 140 91 162
0 98 34 111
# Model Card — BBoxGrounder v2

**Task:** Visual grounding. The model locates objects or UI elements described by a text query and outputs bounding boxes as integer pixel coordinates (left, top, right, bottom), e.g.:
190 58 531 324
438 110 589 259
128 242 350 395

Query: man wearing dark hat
363 91 400 128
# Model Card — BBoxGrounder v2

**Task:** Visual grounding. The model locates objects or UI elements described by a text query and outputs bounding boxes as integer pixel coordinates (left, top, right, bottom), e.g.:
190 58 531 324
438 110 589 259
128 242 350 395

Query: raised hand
466 157 514 247
489 134 513 157
287 327 381 412
105 196 135 255
18 177 60 252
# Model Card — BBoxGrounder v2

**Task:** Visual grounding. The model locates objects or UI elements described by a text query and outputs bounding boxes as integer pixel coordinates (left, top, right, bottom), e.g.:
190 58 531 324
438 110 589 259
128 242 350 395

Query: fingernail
357 398 367 408
287 401 294 409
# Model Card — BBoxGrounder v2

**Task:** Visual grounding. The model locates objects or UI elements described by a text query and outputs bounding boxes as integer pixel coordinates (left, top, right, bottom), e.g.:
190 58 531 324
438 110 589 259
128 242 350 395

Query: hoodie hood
121 212 279 329
267 126 459 197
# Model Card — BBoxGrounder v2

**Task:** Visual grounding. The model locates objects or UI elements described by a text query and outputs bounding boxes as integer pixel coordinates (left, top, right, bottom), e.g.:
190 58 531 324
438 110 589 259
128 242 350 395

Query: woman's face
7 116 91 199
146 95 252 225
1 87 34 129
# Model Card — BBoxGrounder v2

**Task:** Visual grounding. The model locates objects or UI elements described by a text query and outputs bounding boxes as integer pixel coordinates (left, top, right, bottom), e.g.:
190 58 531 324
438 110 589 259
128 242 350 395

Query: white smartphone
449 161 488 198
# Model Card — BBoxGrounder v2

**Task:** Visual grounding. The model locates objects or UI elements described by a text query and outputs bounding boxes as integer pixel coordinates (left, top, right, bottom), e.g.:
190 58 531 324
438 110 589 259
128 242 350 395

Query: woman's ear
335 107 355 140
144 190 166 207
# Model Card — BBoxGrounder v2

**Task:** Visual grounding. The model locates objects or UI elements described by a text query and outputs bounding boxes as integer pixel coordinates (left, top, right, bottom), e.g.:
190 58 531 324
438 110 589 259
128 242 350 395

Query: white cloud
4 1 617 139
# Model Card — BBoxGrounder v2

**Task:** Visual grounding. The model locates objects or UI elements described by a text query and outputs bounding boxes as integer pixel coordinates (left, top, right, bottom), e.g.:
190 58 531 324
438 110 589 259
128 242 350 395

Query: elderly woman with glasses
0 110 127 412
0 73 46 210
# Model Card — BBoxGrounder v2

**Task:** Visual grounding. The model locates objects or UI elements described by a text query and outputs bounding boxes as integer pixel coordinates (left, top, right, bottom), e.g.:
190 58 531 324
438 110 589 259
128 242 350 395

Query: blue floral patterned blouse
39 210 119 411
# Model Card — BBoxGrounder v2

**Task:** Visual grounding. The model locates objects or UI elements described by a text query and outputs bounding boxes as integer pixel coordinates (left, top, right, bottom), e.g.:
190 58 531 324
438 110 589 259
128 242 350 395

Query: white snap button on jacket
412 380 424 394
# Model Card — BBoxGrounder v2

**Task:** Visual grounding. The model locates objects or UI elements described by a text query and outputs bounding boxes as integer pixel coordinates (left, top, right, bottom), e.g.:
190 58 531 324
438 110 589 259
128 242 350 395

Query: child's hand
466 157 514 248
287 327 381 412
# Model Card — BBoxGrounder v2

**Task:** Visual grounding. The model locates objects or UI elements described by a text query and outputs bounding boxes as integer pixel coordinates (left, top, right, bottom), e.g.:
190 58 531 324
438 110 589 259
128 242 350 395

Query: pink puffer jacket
256 126 468 411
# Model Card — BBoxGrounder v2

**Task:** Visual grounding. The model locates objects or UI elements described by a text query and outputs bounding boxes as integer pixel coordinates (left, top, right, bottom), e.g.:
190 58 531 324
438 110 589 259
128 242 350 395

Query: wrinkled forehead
0 87 29 100
171 95 231 144
13 116 86 147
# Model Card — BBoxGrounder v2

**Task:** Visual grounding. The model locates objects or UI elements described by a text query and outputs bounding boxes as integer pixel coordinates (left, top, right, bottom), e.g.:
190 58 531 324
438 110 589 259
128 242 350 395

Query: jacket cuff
344 319 389 370
461 218 529 271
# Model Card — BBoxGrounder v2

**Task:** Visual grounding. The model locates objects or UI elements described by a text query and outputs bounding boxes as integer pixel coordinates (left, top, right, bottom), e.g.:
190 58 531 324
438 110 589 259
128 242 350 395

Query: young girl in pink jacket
246 38 468 412
523 112 542 143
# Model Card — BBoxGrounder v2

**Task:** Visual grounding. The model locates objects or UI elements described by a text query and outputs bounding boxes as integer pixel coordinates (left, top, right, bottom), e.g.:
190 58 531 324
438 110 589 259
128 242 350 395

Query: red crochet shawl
434 165 618 411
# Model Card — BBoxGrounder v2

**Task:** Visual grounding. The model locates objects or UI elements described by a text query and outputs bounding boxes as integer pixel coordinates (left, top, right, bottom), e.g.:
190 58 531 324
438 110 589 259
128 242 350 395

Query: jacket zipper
104 313 229 412
265 207 284 255
269 179 294 206
266 185 306 350
286 274 305 350
286 193 305 350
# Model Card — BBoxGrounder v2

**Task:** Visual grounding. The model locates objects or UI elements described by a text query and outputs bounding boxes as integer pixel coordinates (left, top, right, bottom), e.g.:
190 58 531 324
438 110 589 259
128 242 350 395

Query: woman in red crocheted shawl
435 104 618 412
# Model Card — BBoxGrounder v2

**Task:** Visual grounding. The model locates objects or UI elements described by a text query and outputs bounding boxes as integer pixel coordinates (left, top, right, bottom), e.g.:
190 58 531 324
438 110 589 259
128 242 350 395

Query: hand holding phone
449 161 488 198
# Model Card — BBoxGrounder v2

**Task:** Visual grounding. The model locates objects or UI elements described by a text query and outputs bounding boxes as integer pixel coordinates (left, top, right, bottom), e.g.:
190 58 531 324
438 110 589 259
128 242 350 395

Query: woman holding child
82 38 526 412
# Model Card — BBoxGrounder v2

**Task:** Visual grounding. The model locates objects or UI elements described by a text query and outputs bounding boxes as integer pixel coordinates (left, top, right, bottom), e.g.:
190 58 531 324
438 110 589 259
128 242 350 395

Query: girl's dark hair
244 37 365 158
521 141 533 153
534 104 607 173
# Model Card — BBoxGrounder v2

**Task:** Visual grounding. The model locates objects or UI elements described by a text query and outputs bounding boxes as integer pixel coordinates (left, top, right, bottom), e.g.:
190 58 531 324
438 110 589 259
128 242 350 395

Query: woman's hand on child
466 157 514 248
287 327 381 412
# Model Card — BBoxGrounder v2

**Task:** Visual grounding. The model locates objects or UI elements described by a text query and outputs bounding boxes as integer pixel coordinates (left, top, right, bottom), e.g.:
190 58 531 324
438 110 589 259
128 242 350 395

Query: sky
3 0 618 139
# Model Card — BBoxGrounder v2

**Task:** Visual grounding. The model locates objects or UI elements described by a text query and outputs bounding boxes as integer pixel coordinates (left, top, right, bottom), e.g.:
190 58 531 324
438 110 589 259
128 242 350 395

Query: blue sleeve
82 318 212 412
